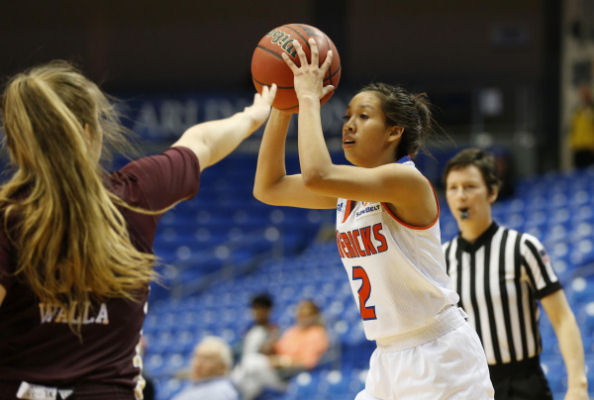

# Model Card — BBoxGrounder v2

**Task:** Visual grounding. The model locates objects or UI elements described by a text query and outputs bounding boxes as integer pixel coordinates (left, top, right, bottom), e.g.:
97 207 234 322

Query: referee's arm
541 291 588 397
522 234 588 400
523 234 588 398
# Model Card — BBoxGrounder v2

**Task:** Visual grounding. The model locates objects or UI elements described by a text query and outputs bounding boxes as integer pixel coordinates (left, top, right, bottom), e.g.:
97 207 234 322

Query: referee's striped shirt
443 222 562 365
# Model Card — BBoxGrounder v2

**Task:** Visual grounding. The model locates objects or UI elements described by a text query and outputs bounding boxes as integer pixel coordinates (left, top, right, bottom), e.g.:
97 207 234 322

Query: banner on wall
118 91 351 142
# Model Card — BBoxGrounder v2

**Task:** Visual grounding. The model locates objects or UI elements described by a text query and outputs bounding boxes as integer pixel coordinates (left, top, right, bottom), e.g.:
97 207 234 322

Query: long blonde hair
0 61 156 333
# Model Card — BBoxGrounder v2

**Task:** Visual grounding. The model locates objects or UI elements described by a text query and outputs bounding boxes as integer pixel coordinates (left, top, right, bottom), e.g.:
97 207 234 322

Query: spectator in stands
232 299 329 400
236 293 278 360
0 60 276 399
172 336 239 400
568 83 594 168
443 148 589 400
254 39 494 399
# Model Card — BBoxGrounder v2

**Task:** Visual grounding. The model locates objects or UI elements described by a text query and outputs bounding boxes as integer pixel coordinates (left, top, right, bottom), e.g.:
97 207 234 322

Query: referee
442 148 588 400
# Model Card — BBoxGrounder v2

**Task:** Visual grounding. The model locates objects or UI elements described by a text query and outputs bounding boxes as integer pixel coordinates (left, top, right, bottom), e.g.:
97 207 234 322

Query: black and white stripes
443 222 562 365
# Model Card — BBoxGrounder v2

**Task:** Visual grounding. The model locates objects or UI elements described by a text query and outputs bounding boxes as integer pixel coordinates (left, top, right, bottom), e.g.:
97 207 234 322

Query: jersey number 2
352 266 377 320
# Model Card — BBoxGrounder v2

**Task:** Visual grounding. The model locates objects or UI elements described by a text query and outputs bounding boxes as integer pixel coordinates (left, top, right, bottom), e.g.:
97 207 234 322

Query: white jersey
335 160 459 341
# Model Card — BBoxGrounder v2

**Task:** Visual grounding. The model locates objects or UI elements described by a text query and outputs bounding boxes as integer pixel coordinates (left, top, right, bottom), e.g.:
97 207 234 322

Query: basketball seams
279 104 299 111
325 66 342 84
285 24 315 54
252 78 294 90
255 45 285 61
285 25 310 43
286 24 331 68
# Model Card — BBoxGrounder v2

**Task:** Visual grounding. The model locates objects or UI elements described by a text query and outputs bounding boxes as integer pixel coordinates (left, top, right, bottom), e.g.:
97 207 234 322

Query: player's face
445 165 497 226
342 91 396 167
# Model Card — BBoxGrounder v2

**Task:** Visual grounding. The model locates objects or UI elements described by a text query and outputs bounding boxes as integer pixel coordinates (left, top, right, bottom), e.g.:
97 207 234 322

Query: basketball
251 23 341 112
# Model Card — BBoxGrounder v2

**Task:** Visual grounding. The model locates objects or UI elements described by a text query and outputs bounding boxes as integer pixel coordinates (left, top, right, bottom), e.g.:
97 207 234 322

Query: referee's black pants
489 357 553 400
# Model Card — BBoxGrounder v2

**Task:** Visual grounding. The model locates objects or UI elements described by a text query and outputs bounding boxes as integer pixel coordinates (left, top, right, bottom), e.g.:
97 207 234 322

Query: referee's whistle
460 209 469 219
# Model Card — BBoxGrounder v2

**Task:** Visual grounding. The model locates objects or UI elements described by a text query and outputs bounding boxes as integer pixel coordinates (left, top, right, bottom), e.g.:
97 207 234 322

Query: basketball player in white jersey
253 38 494 399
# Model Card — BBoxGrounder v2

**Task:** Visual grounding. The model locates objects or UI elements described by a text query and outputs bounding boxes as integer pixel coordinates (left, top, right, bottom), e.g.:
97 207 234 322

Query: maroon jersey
0 147 200 399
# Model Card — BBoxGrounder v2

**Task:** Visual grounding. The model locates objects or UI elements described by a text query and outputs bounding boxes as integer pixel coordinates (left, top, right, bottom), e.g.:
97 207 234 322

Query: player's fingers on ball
268 83 278 98
281 52 299 72
308 38 319 67
321 50 333 74
261 84 275 102
292 40 308 68
322 85 335 97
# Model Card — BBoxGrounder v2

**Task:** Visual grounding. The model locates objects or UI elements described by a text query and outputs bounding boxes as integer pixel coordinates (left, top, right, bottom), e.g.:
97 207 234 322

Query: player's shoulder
392 160 429 182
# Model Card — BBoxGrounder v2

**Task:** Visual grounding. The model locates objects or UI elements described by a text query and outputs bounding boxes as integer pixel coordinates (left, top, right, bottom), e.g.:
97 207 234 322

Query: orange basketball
251 23 341 113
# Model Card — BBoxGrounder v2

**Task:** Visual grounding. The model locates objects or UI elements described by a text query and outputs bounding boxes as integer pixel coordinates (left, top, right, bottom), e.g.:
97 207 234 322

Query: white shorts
356 309 494 400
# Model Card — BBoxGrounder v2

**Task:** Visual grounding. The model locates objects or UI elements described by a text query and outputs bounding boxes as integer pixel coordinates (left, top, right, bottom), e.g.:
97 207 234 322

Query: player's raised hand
244 83 277 133
281 38 334 102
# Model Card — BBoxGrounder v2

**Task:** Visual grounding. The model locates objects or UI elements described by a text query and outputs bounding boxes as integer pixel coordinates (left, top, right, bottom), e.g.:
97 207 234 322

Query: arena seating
141 155 594 400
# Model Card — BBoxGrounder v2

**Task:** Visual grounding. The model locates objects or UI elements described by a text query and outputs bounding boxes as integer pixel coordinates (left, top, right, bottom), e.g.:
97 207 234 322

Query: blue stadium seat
156 378 184 400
